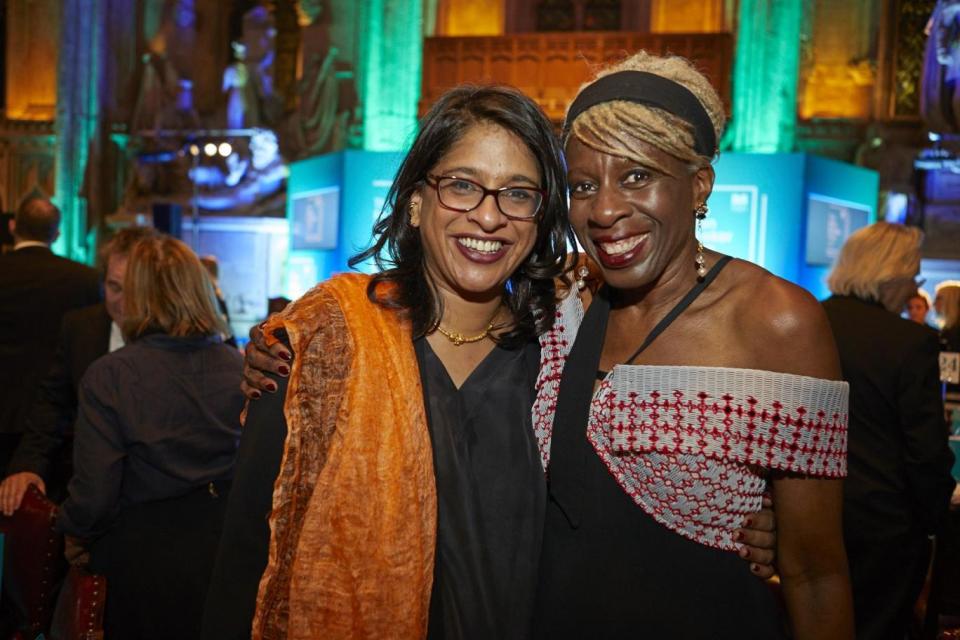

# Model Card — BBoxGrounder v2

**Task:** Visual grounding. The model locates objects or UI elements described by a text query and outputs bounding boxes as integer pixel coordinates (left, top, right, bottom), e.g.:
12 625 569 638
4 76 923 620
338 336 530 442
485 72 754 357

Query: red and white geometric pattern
534 289 850 551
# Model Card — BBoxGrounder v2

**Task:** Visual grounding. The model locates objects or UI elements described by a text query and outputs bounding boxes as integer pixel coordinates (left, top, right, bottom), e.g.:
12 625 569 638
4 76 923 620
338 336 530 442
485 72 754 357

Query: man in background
0 198 100 470
0 227 158 513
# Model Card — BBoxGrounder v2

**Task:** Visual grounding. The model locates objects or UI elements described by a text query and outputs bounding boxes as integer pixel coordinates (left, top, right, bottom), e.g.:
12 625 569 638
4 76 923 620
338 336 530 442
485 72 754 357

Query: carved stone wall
798 0 880 120
0 122 56 211
436 0 505 35
650 0 727 33
4 0 60 121
421 31 733 122
879 0 937 120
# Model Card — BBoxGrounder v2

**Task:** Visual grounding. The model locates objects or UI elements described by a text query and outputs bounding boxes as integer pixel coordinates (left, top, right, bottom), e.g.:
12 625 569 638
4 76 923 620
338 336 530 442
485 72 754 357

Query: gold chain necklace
435 312 499 346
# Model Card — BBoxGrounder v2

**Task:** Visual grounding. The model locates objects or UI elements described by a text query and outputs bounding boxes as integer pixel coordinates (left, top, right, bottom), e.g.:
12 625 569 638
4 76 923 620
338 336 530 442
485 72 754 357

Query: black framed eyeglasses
425 174 545 220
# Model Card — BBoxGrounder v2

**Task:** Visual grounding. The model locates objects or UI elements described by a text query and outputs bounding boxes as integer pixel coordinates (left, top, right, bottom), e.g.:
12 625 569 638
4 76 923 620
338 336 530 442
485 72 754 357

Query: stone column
728 0 804 152
54 0 105 262
357 0 424 151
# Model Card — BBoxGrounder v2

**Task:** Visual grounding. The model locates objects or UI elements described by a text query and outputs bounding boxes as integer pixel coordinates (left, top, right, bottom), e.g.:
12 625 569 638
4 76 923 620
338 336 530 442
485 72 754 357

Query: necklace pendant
452 333 464 346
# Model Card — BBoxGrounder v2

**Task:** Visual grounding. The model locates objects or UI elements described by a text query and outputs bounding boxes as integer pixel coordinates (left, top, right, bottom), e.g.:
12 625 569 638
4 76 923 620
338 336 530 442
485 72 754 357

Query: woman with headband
533 52 854 638
210 81 779 639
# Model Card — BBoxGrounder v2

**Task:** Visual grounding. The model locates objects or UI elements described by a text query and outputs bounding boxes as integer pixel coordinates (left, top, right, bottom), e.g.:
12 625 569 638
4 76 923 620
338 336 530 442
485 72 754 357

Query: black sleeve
56 370 125 540
201 371 289 640
8 322 77 479
898 331 957 534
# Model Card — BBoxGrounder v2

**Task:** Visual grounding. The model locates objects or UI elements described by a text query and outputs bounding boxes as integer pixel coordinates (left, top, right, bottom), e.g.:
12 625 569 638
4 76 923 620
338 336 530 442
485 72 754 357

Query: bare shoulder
721 260 840 378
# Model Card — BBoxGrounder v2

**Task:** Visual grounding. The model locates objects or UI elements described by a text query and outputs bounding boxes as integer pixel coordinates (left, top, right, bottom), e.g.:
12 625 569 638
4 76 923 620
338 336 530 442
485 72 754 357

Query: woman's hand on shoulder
740 274 841 380
241 323 293 400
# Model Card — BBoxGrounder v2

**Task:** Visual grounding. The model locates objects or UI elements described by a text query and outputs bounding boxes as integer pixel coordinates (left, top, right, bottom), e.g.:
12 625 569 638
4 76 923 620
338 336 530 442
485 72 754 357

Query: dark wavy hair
349 85 574 347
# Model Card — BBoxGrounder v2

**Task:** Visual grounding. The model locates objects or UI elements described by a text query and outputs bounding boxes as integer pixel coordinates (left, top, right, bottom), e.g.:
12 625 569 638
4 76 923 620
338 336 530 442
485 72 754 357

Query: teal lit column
357 0 424 151
53 0 104 262
728 0 803 153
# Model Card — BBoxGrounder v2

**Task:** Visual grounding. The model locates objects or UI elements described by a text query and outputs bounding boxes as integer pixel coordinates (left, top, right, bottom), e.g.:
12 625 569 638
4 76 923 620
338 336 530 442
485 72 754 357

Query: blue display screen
804 193 871 266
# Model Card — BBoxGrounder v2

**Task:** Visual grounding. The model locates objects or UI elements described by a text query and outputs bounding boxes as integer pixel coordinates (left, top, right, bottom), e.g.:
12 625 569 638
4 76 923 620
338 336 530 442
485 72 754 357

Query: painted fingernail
741 548 751 559
734 531 744 541
743 517 753 527
750 563 760 573
266 382 278 393
278 365 290 376
251 390 262 400
279 351 292 361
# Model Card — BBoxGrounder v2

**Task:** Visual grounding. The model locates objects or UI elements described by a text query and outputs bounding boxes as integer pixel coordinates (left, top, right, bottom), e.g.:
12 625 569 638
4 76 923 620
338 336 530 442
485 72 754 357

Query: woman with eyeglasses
201 83 778 640
823 222 956 640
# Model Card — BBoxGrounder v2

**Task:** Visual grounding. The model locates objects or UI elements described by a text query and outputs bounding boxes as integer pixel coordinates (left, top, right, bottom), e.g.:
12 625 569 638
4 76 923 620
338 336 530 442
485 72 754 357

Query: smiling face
410 122 541 303
565 136 713 292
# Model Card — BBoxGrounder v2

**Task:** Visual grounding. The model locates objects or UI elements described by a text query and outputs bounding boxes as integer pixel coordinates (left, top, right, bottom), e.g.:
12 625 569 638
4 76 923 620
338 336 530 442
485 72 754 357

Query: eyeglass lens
435 177 542 218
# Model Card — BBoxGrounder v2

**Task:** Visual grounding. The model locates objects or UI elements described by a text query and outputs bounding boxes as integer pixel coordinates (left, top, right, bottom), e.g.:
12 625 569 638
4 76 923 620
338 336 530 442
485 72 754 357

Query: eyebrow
438 166 540 187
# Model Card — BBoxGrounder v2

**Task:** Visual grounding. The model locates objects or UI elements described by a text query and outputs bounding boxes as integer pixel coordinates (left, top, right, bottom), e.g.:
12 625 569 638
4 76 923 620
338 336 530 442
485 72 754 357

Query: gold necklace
435 313 498 346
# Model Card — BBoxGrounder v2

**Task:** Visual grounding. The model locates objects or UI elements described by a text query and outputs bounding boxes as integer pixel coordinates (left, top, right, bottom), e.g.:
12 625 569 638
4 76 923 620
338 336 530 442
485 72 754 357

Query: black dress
202 338 546 639
534 277 786 639
417 338 546 640
533 436 786 639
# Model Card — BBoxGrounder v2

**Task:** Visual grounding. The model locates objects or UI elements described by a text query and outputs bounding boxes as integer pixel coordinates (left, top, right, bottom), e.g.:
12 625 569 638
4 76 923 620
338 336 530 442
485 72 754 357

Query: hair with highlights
98 226 162 272
122 235 229 340
935 280 960 329
827 222 923 302
564 51 726 174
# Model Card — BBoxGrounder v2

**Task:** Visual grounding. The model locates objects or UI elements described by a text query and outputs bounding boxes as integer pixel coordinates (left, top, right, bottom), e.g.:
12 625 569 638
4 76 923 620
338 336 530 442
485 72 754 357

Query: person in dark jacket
57 234 243 640
0 197 100 469
0 227 159 514
822 222 956 640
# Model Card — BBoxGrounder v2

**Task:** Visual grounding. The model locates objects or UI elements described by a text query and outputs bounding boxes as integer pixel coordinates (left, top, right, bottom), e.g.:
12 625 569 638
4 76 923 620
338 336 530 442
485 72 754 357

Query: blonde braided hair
566 51 726 175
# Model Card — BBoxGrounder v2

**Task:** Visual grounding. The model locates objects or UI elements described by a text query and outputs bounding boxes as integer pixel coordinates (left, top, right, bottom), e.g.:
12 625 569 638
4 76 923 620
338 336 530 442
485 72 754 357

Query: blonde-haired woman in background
57 234 244 640
823 222 955 640
935 280 960 352
534 50 853 639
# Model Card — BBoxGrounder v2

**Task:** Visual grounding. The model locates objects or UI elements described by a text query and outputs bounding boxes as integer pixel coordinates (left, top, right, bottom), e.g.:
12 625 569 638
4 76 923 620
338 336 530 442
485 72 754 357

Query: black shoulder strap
547 285 611 529
623 255 732 365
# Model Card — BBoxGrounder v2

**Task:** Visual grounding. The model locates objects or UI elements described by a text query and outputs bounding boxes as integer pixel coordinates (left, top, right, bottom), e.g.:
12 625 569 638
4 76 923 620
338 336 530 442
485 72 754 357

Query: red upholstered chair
48 565 106 640
0 485 66 638
0 486 106 640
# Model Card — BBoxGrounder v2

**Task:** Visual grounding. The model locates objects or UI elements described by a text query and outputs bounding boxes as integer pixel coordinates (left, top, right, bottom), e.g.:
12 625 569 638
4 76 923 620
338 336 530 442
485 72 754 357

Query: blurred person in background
935 280 960 352
0 227 159 514
57 235 243 640
906 289 935 328
200 254 237 347
0 197 100 471
822 222 956 640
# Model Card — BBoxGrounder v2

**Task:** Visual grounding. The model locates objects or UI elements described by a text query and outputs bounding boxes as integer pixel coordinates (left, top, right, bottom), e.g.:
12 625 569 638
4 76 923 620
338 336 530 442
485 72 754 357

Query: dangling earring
576 265 590 291
694 203 708 280
408 201 420 227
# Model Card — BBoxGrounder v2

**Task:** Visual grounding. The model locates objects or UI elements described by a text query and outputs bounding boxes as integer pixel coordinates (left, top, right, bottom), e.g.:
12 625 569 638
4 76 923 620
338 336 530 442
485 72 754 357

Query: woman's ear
692 165 715 207
408 193 422 228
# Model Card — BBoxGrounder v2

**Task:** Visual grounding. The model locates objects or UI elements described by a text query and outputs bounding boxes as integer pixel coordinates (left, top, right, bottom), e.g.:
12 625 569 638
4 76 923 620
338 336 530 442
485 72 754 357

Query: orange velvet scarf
252 273 436 639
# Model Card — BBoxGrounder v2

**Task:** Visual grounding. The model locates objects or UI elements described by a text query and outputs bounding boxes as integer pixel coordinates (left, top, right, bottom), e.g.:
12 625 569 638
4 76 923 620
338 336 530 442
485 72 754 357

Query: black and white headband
562 70 717 157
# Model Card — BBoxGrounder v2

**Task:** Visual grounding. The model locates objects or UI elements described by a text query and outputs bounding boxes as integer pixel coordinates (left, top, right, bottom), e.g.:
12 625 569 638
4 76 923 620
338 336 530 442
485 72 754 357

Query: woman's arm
57 368 126 541
751 278 854 640
202 365 290 639
773 474 853 640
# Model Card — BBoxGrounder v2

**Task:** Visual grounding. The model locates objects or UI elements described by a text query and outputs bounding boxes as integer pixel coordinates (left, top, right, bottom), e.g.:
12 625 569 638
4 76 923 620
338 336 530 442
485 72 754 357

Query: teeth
599 235 644 256
458 237 503 253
